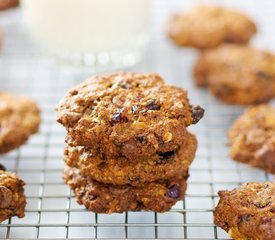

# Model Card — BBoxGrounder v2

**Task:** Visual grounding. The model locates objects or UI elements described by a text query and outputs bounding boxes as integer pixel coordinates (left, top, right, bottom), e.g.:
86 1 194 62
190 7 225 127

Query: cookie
57 72 204 160
64 130 197 186
0 170 26 222
167 6 256 49
63 165 189 213
214 181 275 240
228 105 275 174
0 92 41 154
193 44 275 105
0 0 19 10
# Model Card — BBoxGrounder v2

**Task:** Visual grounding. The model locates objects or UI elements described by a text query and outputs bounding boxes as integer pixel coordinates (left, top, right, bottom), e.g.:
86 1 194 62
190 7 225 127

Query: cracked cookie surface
214 181 275 240
0 92 41 154
167 6 256 49
228 105 275 174
194 44 275 105
0 170 26 222
57 72 203 160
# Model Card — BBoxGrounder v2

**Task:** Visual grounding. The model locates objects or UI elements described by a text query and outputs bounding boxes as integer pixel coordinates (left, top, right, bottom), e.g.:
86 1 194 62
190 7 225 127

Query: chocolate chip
167 185 180 199
0 164 6 171
255 71 273 80
191 105 205 124
110 109 127 126
240 214 250 222
71 90 78 96
131 105 140 115
146 99 161 110
158 151 175 160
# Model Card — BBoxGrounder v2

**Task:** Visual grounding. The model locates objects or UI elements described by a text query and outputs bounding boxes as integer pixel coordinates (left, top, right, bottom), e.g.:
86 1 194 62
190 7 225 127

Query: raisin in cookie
64 130 197 186
215 181 275 240
64 165 189 213
0 92 41 154
57 72 204 160
0 170 26 222
0 0 19 10
167 6 256 49
194 44 275 105
228 105 275 174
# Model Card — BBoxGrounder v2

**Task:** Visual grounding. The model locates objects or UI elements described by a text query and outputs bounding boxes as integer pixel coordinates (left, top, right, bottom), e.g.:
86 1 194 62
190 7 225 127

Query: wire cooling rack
0 0 274 239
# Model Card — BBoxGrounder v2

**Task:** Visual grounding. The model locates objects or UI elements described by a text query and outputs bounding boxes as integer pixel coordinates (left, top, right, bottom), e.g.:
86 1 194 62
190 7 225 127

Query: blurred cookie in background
228 105 275 174
0 0 19 10
193 44 275 105
166 5 256 49
0 92 40 154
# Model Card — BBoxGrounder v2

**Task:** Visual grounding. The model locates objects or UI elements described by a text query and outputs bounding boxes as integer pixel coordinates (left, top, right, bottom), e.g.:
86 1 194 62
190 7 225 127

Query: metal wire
0 0 274 239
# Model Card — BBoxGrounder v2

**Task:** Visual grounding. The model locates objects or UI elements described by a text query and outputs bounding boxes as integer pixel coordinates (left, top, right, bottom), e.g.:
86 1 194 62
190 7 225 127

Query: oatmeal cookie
64 165 189 213
228 105 275 174
0 170 26 222
167 6 256 49
0 0 19 10
193 44 275 105
64 130 197 186
57 72 204 160
0 92 41 154
214 181 275 240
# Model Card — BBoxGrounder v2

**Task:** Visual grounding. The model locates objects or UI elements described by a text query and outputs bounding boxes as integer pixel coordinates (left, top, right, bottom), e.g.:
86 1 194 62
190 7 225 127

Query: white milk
23 0 151 68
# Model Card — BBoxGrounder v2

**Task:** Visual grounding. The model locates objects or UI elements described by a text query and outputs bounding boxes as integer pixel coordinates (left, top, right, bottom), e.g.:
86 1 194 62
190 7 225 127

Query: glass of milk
22 0 151 70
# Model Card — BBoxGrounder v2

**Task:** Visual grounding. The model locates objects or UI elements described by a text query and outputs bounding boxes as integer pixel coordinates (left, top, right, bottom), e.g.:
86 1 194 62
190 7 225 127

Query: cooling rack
0 0 274 239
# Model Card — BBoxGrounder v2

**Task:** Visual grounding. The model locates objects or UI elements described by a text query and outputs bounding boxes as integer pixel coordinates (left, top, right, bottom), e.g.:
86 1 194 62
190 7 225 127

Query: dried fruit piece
0 164 6 171
167 185 180 199
191 105 205 124
110 110 127 126
146 99 161 110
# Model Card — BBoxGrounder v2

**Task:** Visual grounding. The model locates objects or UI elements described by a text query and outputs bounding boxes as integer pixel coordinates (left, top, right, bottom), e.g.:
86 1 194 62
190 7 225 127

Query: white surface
0 0 274 239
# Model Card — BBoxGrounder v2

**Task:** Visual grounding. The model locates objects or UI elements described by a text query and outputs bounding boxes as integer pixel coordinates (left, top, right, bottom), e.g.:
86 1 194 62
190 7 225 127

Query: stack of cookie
57 72 204 213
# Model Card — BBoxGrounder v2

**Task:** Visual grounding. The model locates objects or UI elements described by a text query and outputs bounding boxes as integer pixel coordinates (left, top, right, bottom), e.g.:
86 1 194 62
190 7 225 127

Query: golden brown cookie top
228 105 275 173
196 44 275 85
0 92 40 154
229 105 275 146
215 181 275 240
230 105 275 131
193 44 275 104
167 6 256 49
57 72 204 160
